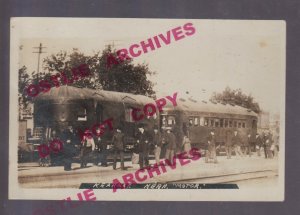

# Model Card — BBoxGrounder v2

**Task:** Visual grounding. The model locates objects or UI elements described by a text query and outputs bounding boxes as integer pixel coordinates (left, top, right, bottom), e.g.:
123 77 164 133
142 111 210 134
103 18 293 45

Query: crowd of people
205 129 279 163
42 124 279 171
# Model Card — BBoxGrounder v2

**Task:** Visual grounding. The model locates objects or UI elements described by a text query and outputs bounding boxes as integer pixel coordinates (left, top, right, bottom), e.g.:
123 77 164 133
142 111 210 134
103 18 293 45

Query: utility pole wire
33 43 47 81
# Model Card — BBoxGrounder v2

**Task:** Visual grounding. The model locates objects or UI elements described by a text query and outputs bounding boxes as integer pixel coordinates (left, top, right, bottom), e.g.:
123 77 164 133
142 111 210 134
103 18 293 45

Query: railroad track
165 170 278 184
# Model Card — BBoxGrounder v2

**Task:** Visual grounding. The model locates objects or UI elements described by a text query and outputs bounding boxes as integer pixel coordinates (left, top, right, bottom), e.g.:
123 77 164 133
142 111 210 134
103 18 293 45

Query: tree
210 87 261 113
43 49 100 89
18 66 32 120
42 46 156 97
96 46 155 97
18 46 156 118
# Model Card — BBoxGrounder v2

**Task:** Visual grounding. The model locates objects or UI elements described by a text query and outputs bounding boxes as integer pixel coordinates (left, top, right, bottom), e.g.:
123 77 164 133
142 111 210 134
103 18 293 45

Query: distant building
258 110 280 141
270 112 280 139
19 103 34 137
258 111 270 130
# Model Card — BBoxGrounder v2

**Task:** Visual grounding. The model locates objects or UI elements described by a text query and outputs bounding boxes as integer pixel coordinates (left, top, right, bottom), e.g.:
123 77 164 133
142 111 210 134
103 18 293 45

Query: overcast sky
13 18 285 113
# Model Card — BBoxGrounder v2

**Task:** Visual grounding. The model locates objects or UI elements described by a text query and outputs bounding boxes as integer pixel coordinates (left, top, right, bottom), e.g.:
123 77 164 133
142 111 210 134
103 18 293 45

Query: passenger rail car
33 86 159 149
160 98 258 152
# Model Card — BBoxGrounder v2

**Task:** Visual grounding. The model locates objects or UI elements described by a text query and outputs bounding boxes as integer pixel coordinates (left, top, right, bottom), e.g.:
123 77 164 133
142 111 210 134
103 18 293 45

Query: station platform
18 155 279 188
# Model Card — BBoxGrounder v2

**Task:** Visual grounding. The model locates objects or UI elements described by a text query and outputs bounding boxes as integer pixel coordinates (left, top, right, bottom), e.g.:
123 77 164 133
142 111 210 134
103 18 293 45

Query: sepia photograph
10 18 285 201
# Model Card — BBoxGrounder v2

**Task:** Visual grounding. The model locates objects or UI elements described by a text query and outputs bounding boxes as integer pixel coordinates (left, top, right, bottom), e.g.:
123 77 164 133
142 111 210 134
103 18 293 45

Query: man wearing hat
152 127 162 164
245 133 253 157
92 127 109 167
165 128 177 164
112 128 125 170
225 130 232 159
60 127 77 171
205 129 218 163
263 130 273 159
80 130 95 168
136 124 151 169
232 130 243 158
255 133 263 156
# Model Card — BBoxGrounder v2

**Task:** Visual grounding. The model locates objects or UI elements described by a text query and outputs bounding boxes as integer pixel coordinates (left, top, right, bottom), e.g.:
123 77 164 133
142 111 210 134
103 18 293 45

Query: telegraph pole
33 43 47 82
104 40 123 49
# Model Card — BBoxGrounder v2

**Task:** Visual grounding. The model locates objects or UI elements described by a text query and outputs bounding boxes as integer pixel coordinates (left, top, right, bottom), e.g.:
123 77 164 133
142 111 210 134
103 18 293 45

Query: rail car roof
35 86 257 117
164 97 258 117
34 86 154 106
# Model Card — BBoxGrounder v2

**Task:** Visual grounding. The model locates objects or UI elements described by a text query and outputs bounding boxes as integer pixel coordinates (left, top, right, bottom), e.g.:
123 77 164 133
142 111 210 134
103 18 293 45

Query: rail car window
162 116 167 126
210 119 214 127
152 113 157 119
204 118 209 126
194 117 199 126
252 120 257 129
146 112 157 119
215 119 219 127
125 108 134 122
189 118 193 126
33 127 43 138
229 120 232 127
200 117 205 126
225 119 228 128
242 122 246 128
220 119 224 127
234 121 237 128
77 107 87 121
238 122 242 128
167 116 176 125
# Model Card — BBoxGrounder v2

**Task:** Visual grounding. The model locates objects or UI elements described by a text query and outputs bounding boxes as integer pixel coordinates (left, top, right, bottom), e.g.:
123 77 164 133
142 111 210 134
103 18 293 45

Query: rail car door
122 96 139 146
95 102 103 123
186 115 209 148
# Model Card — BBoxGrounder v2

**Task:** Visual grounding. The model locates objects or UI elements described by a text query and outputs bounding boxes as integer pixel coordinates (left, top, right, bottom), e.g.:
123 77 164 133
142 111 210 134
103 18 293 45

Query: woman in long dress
182 135 192 157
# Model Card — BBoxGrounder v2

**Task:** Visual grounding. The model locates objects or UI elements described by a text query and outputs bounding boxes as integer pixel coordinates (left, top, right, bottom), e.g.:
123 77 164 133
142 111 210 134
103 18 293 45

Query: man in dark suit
245 134 252 157
112 128 125 170
62 136 76 171
205 130 218 163
93 135 101 166
136 124 151 169
99 138 108 167
49 129 61 166
263 131 273 159
92 127 109 167
165 128 177 164
232 130 243 158
152 127 162 164
61 127 76 171
225 130 232 159
255 133 263 156
80 131 95 168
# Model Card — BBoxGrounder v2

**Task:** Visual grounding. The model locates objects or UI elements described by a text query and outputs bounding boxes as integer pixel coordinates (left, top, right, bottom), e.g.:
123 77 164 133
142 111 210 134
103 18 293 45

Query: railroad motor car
32 86 258 161
33 86 159 162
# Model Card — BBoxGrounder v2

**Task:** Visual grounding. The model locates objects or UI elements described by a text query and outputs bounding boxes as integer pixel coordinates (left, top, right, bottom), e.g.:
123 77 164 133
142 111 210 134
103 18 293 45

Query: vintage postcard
10 18 285 203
